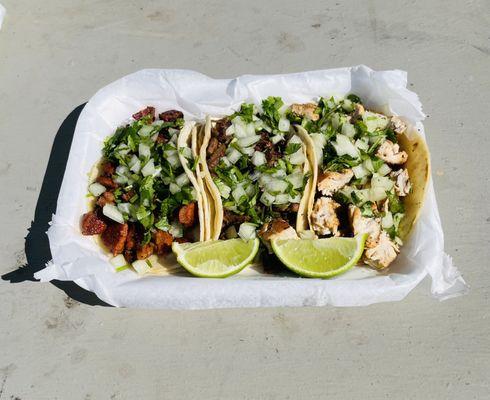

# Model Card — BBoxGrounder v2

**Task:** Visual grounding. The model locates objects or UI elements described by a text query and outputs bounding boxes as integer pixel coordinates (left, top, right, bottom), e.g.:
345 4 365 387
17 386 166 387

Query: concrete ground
0 0 489 398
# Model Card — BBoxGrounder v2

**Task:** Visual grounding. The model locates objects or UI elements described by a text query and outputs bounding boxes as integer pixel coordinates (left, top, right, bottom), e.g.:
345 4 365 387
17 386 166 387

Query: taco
80 106 208 273
199 98 316 247
289 95 430 269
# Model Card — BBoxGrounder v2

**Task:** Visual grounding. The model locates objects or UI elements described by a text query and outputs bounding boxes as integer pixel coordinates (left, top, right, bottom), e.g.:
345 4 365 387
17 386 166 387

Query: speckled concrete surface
0 1 488 399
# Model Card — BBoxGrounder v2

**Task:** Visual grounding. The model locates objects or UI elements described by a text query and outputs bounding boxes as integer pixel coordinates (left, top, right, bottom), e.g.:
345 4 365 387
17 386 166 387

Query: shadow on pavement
1 103 111 307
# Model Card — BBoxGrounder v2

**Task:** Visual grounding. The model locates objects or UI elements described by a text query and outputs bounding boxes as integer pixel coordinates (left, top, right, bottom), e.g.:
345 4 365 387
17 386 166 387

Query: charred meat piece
254 131 281 166
212 118 232 144
132 106 155 122
121 189 136 202
96 175 118 189
123 223 137 262
81 211 107 235
101 161 116 177
136 243 155 260
96 191 115 208
259 218 298 241
153 230 173 255
101 222 128 256
178 202 197 228
159 109 183 122
290 103 320 121
222 210 250 229
207 142 226 171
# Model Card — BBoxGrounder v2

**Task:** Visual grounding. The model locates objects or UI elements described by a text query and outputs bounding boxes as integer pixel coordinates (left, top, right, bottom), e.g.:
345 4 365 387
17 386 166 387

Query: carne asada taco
289 95 430 269
80 106 208 273
199 98 316 246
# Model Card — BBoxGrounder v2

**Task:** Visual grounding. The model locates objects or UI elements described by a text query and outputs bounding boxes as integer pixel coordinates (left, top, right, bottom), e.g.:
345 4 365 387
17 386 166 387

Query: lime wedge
271 234 368 278
172 239 260 278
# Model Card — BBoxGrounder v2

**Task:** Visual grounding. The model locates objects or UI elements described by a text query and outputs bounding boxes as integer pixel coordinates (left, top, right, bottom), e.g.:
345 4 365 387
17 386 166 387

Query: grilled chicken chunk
390 116 407 134
317 169 353 196
364 231 399 269
376 140 408 165
391 168 411 196
291 103 320 121
311 197 341 236
348 205 381 248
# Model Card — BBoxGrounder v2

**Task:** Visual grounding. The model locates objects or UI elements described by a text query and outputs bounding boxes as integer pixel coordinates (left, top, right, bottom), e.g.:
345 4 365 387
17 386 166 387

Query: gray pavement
0 1 489 399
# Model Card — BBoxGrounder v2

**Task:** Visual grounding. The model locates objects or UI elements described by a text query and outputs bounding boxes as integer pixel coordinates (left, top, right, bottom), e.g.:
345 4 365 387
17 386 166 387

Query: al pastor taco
80 106 208 273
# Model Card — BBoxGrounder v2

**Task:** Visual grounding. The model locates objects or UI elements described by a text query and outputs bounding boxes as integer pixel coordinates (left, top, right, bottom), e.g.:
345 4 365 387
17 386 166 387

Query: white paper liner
34 66 467 308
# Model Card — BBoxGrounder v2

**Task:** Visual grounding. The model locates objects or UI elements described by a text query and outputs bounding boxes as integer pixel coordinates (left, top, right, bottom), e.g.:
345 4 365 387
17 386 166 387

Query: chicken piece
136 243 155 260
259 218 299 241
311 197 341 236
291 103 319 121
376 140 408 165
96 191 115 207
390 116 407 134
317 169 353 196
158 110 183 122
81 211 107 235
96 175 118 189
364 231 399 269
101 222 128 256
348 205 381 248
222 210 250 229
351 103 365 121
153 230 173 255
178 202 197 228
132 106 155 122
391 168 411 197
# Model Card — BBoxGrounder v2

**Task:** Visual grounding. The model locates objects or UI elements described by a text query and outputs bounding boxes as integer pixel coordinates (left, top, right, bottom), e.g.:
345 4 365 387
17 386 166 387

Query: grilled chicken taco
289 95 429 269
199 98 316 246
80 106 208 273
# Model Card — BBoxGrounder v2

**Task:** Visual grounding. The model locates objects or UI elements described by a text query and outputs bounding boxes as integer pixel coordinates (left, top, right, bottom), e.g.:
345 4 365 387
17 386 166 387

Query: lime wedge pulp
271 234 368 279
172 238 260 278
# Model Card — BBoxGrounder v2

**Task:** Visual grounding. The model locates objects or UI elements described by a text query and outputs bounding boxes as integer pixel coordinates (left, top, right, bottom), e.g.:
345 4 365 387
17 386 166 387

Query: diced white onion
363 111 389 132
225 125 235 136
260 191 275 206
333 135 359 158
138 125 154 137
232 186 247 203
289 193 301 203
216 181 231 199
110 254 128 269
237 135 261 148
355 138 369 151
226 147 242 164
129 155 141 173
89 182 106 197
363 158 374 172
117 202 131 215
288 135 303 144
342 99 354 112
168 128 180 136
271 134 284 145
382 211 394 229
166 154 181 168
369 187 388 202
274 194 289 205
116 165 129 176
341 122 356 138
175 172 190 187
102 204 124 224
271 169 286 178
377 163 392 176
371 174 394 192
180 146 192 160
287 172 303 189
241 146 255 156
114 175 128 185
132 260 151 274
170 222 184 238
289 150 306 165
246 123 256 136
141 159 155 177
238 223 257 240
233 123 248 138
169 182 181 194
138 143 151 158
352 164 369 179
266 179 288 194
310 133 326 165
252 151 266 166
278 117 290 132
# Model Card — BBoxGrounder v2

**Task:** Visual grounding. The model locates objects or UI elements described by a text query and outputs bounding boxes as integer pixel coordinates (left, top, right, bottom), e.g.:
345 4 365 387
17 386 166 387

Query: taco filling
81 107 205 265
200 97 313 246
290 95 425 269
